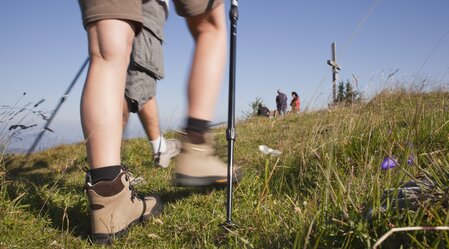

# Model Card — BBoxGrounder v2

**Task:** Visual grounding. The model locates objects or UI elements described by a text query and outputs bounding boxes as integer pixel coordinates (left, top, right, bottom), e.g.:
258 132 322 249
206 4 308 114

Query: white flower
259 145 282 156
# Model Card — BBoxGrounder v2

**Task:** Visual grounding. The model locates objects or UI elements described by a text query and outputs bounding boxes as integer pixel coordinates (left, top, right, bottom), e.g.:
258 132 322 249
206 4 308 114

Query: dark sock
89 165 122 184
186 117 210 133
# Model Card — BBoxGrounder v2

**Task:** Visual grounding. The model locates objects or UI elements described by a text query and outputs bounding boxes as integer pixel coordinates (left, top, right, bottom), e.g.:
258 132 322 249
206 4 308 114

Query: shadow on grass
5 156 238 244
4 159 91 240
156 185 225 204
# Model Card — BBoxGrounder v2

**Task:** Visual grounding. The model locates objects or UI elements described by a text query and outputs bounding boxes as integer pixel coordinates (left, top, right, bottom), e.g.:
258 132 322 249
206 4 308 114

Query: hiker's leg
80 19 136 169
138 97 161 140
138 97 181 168
185 2 226 120
79 2 164 244
173 1 241 187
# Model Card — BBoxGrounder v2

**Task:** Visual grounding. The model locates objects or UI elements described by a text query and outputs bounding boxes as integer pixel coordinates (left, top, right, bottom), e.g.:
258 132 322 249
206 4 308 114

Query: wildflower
381 156 398 170
407 154 414 165
258 145 282 156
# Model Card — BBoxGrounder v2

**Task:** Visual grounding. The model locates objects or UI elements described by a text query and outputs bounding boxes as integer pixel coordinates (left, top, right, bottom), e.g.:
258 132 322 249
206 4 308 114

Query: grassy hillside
1 89 449 248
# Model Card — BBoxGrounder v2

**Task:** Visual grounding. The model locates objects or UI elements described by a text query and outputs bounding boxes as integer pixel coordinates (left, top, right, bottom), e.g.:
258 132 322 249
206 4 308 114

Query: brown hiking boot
174 131 242 187
85 167 163 244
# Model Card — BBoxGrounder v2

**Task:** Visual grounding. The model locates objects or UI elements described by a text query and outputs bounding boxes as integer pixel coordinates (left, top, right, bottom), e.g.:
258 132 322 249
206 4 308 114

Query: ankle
150 135 167 153
185 130 208 144
186 117 210 133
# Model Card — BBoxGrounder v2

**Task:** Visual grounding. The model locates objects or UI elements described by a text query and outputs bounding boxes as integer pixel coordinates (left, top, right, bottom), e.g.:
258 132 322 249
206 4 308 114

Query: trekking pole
224 0 239 228
27 57 89 156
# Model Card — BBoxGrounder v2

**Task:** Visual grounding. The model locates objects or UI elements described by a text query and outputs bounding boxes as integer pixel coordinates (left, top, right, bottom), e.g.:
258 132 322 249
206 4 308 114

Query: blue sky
1 1 449 151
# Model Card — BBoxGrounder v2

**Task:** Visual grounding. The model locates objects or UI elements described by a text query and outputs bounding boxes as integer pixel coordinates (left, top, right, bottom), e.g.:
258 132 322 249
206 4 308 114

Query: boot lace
122 165 143 202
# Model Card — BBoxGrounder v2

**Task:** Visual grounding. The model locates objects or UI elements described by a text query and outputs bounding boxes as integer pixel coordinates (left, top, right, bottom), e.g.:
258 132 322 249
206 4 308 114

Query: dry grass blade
373 226 449 249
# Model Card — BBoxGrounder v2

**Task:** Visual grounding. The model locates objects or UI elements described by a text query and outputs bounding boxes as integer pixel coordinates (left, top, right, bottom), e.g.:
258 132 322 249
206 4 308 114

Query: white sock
150 135 167 154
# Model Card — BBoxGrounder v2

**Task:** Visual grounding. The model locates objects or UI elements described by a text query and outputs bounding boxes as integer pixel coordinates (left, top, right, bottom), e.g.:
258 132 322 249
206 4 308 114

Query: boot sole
91 197 164 244
174 173 240 187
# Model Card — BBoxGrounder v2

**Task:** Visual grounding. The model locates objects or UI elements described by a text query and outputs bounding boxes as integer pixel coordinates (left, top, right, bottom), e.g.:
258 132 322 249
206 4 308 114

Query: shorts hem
83 14 143 29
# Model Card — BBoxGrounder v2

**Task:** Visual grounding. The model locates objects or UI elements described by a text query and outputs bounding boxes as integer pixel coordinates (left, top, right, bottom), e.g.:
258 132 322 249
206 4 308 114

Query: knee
87 21 135 64
89 40 132 65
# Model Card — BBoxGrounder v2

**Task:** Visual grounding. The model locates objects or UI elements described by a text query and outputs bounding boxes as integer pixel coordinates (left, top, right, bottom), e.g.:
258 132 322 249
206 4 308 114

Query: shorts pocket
132 26 164 80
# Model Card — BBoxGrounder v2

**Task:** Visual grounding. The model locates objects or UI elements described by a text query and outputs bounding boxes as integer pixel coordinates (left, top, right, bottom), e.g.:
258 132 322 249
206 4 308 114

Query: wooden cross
327 42 341 102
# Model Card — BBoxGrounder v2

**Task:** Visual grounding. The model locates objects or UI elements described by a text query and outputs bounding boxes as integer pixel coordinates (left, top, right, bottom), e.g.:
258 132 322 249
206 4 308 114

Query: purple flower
381 156 399 170
407 154 415 165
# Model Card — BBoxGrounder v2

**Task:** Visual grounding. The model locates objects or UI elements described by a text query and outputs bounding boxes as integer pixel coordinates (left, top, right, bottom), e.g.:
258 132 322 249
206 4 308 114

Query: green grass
1 88 449 248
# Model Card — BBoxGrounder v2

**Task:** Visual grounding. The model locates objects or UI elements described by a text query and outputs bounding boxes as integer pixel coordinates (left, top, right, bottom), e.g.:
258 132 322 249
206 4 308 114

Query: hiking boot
174 131 242 187
85 167 163 244
154 138 182 168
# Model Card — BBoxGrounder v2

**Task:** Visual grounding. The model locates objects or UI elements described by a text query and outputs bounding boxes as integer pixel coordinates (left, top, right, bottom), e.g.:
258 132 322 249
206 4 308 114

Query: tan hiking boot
85 167 163 244
174 131 242 187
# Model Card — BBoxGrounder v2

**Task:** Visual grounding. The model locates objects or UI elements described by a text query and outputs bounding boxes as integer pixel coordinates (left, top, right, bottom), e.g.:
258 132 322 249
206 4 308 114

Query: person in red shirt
290 91 300 113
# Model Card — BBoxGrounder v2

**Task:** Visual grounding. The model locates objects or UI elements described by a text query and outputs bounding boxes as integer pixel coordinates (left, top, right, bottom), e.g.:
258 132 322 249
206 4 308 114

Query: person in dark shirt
257 103 270 117
275 89 288 116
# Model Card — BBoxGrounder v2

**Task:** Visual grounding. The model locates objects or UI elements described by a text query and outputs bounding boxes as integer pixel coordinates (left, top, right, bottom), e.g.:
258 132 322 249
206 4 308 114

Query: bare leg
185 3 227 121
122 97 180 168
138 97 161 141
81 19 136 169
122 97 162 147
174 3 243 187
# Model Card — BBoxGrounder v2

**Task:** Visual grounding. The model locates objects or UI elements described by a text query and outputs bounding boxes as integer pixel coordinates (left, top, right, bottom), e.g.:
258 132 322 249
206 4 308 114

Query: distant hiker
257 103 270 117
290 91 300 113
276 89 288 117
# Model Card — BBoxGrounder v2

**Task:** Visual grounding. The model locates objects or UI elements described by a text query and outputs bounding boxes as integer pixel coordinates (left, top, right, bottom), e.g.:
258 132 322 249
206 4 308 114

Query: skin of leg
81 19 136 169
122 97 160 141
185 3 227 121
122 100 130 130
138 97 161 141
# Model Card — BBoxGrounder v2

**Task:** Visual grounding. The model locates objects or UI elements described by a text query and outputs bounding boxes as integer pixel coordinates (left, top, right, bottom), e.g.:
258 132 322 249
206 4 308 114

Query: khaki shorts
125 0 166 113
126 0 224 112
173 0 223 17
78 0 143 28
